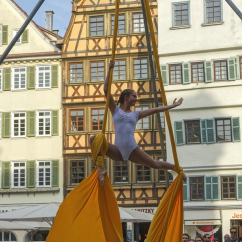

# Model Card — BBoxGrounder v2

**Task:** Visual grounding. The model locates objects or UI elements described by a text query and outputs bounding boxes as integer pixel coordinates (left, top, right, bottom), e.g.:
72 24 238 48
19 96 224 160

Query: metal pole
0 0 45 65
140 0 169 188
225 0 242 20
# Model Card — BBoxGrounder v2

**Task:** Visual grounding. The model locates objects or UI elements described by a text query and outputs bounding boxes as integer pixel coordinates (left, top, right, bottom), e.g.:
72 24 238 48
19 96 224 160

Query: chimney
53 30 59 35
45 11 54 31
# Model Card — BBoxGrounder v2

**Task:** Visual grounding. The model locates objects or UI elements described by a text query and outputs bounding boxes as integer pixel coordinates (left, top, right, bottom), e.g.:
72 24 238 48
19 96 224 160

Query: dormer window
13 29 21 44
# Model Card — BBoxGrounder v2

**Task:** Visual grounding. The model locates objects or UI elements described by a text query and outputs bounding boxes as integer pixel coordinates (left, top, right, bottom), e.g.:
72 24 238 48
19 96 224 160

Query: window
70 160 85 185
0 231 17 242
230 220 242 239
0 25 2 46
172 2 190 26
111 14 125 34
215 118 232 142
135 106 149 129
205 0 222 23
13 29 21 44
214 60 227 81
132 13 145 33
12 161 26 188
185 120 201 144
114 160 128 183
190 177 204 200
221 176 236 199
113 60 126 80
191 62 205 82
169 64 182 84
92 159 107 171
133 58 148 79
37 111 51 136
25 231 49 242
0 68 2 90
37 161 51 187
37 66 51 88
137 165 151 182
12 112 26 138
91 109 104 131
12 67 26 90
240 57 242 78
159 170 173 182
69 63 83 83
156 106 165 128
90 61 105 82
90 16 104 36
70 110 84 132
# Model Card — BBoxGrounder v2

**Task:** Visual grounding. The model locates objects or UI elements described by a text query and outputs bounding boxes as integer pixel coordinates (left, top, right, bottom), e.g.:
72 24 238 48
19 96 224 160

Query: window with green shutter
52 160 59 187
174 121 184 145
205 177 212 200
3 68 11 91
2 161 10 189
232 117 240 142
205 61 213 82
27 111 35 137
206 119 215 143
228 58 237 81
182 62 190 84
52 110 59 136
27 66 35 89
51 65 58 88
200 120 207 143
237 176 242 200
2 112 11 138
161 65 168 86
183 177 189 201
22 29 28 43
27 160 35 188
212 176 219 200
2 25 8 45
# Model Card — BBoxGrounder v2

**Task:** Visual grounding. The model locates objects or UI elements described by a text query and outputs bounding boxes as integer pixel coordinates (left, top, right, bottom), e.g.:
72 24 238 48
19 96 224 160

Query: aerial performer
90 60 187 186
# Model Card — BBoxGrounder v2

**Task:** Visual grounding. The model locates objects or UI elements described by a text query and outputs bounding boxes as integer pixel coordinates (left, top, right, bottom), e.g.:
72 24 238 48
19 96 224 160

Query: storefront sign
185 220 222 226
133 208 156 214
232 213 242 218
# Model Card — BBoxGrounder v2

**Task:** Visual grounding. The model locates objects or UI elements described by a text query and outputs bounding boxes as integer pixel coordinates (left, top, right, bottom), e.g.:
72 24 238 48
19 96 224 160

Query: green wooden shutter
2 25 8 45
27 66 35 89
27 160 35 188
205 177 211 200
200 120 207 144
235 56 239 79
161 65 168 86
232 117 240 142
3 68 11 91
237 175 242 200
206 119 215 143
212 176 219 200
22 29 28 43
2 161 10 189
205 61 213 83
27 111 35 137
51 65 58 88
183 177 189 201
52 110 59 136
228 58 236 81
52 160 59 187
174 121 184 145
2 112 11 138
182 62 190 84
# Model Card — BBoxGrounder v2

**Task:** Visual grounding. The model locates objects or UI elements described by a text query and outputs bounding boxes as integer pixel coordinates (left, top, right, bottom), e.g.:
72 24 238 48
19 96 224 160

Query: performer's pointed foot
97 166 107 186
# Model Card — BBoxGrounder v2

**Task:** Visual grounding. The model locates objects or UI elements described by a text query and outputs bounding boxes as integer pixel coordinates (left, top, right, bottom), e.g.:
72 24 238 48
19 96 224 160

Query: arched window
0 231 17 241
25 231 49 242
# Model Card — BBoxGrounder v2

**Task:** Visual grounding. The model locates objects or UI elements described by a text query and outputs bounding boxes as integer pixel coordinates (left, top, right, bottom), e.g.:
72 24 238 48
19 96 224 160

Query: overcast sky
14 0 72 37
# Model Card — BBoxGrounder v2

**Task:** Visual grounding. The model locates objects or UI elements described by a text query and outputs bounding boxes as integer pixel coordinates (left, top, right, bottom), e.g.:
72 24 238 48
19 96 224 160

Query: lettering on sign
192 222 214 225
134 208 154 214
232 213 242 219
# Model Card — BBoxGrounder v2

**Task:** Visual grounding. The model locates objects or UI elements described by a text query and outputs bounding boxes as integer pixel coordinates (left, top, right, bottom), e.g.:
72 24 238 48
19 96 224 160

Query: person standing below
203 234 211 242
225 228 239 242
183 233 190 242
195 236 204 242
224 234 230 241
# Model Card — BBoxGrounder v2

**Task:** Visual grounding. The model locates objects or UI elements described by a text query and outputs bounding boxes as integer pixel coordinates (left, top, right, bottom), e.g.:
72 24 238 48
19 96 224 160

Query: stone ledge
0 188 60 194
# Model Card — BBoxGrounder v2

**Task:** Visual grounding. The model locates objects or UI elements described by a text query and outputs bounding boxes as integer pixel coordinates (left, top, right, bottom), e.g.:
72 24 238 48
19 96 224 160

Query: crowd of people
183 227 242 242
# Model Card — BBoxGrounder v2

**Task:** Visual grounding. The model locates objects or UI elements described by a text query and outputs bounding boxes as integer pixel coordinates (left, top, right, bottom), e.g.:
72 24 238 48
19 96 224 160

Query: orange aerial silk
46 0 184 240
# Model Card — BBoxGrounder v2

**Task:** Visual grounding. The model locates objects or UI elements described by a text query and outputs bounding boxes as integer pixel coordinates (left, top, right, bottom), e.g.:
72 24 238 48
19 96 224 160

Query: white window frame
11 67 27 91
11 111 26 138
0 67 3 91
135 106 150 129
204 0 223 24
11 160 26 189
36 110 52 137
0 231 18 242
172 1 190 27
36 65 52 89
0 25 2 46
13 29 21 44
36 160 52 188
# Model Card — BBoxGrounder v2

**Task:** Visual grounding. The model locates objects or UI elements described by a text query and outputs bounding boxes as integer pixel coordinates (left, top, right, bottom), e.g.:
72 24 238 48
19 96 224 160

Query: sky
14 0 73 37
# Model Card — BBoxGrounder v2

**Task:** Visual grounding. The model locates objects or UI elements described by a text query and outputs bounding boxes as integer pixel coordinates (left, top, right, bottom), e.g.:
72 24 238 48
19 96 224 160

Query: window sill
86 35 106 39
36 135 52 138
0 187 60 194
201 21 224 27
35 87 52 91
66 82 85 86
11 89 27 92
10 136 27 139
107 34 128 38
170 25 191 30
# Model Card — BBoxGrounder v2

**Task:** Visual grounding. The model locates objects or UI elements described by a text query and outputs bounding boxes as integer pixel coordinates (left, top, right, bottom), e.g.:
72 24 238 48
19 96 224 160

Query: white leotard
112 106 140 160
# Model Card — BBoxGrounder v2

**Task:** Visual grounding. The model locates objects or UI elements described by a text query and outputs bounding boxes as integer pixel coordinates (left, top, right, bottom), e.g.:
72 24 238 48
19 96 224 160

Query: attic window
13 30 21 44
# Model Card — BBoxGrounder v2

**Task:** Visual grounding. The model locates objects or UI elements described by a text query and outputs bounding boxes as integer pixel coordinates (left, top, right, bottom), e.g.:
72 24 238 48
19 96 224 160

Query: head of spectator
230 227 237 240
238 237 242 242
203 234 211 242
224 234 229 241
183 233 189 242
213 238 219 242
189 240 195 242
195 236 204 242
